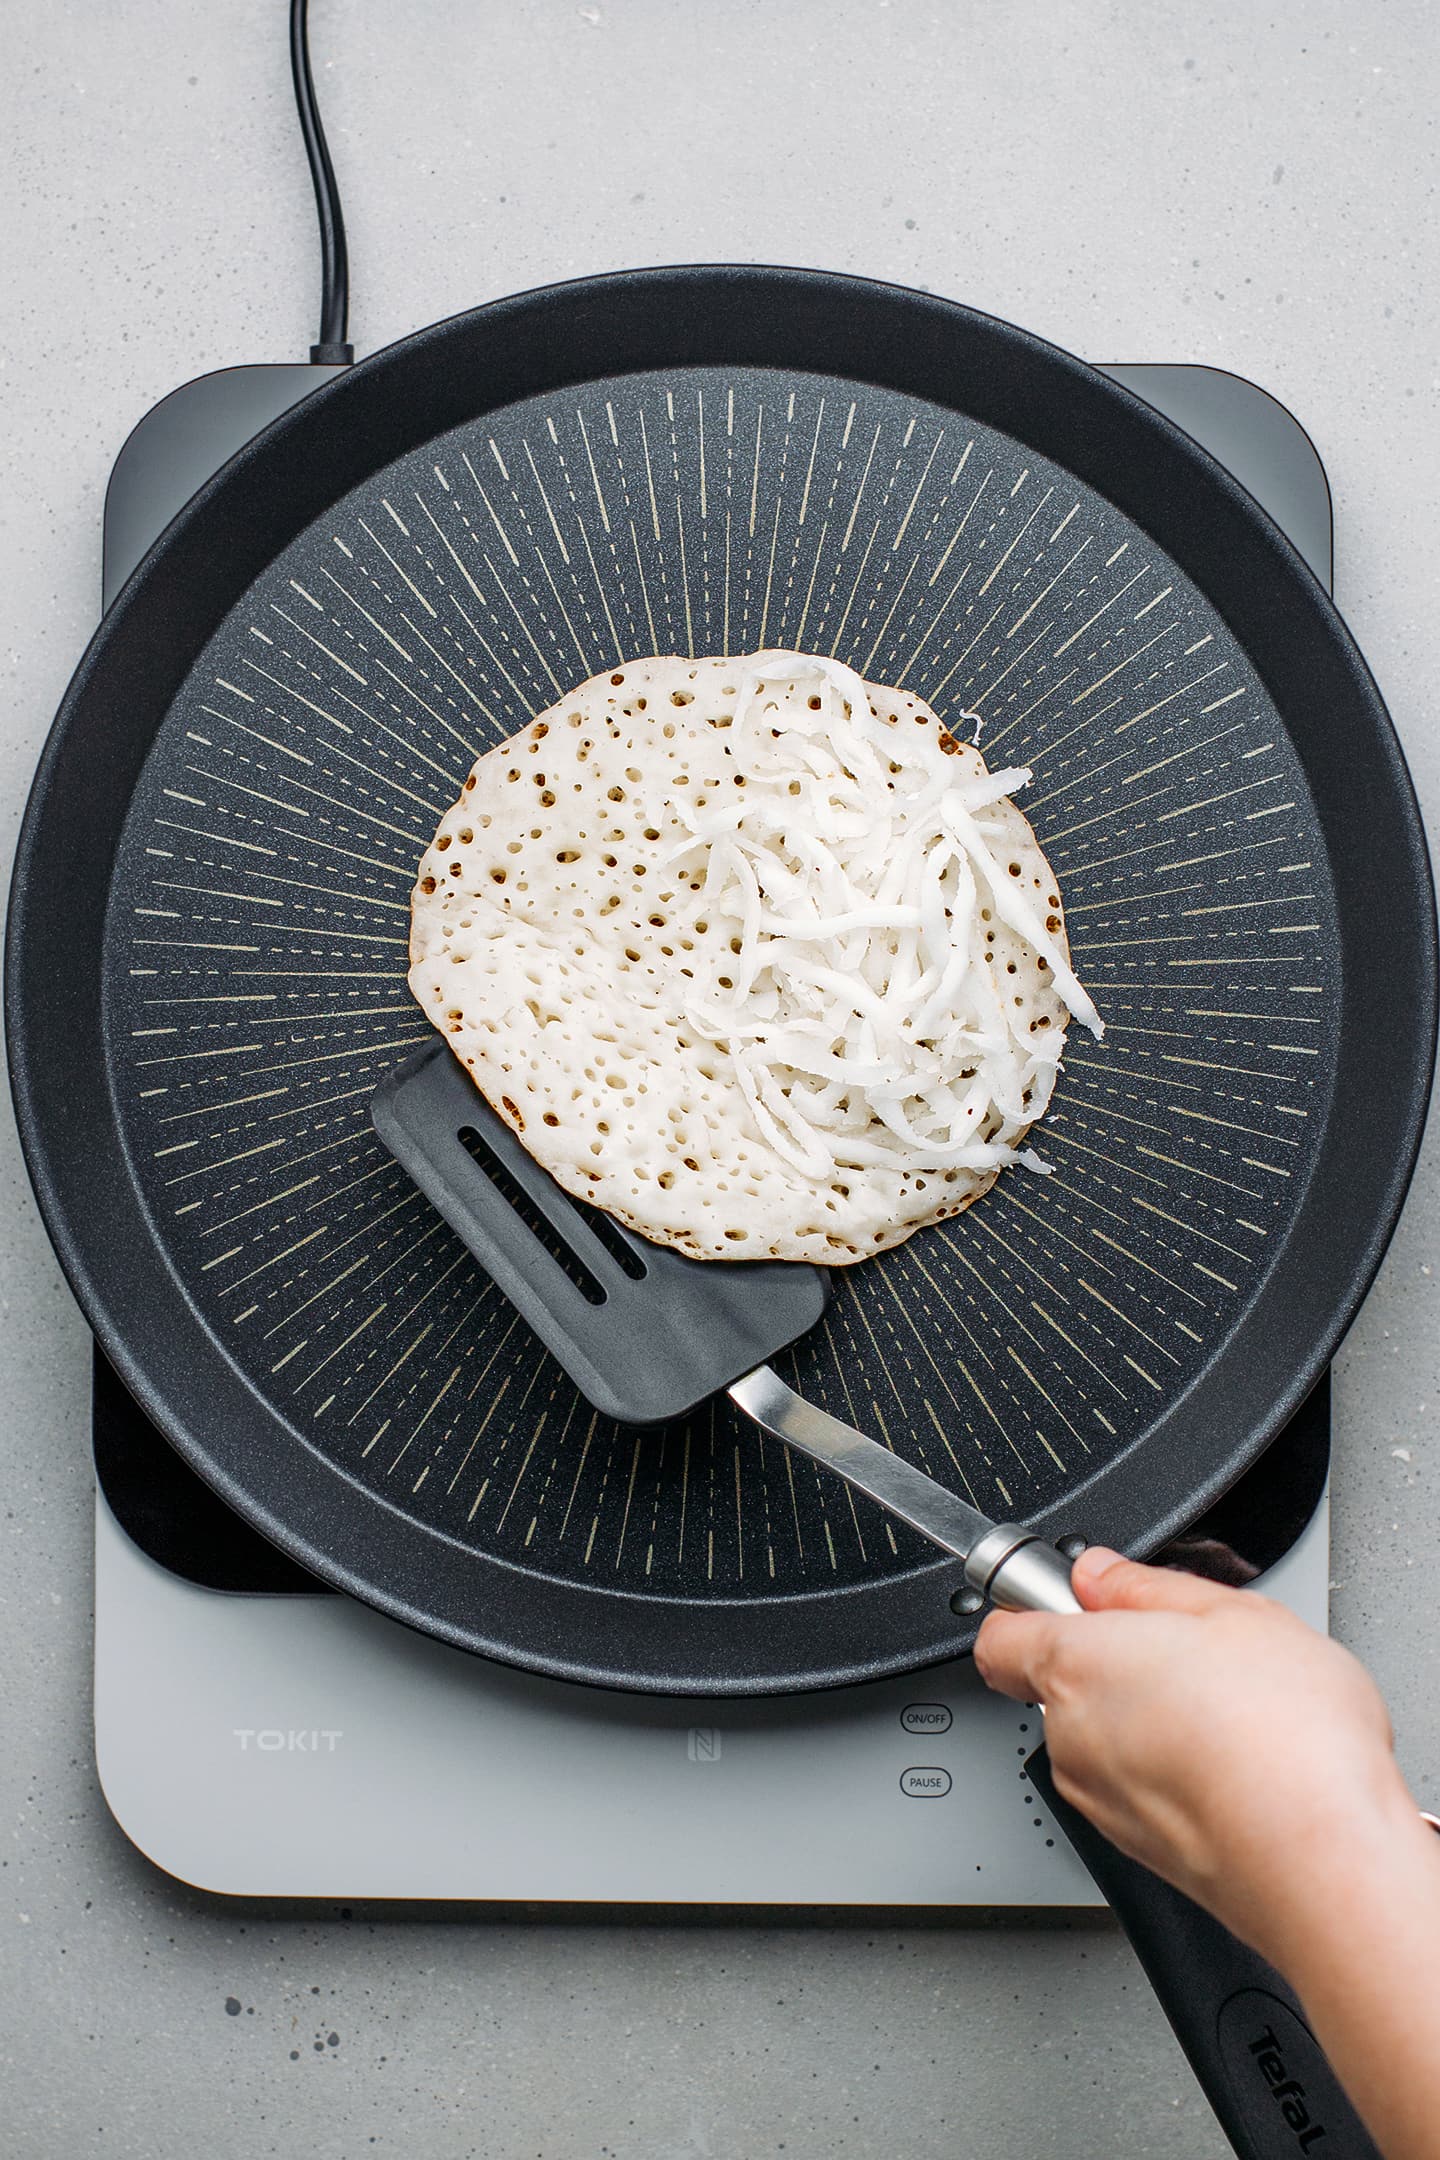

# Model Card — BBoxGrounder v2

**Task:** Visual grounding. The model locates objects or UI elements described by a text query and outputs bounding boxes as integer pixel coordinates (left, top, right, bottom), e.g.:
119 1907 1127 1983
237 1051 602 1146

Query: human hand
975 1546 1414 1971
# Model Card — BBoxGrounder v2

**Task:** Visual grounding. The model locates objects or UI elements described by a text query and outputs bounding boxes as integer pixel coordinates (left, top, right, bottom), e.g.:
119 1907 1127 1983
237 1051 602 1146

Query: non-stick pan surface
8 268 1435 1691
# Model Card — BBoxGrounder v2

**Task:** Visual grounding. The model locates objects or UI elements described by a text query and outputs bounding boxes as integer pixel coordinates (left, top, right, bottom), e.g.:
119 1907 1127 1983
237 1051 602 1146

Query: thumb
1071 1545 1240 1617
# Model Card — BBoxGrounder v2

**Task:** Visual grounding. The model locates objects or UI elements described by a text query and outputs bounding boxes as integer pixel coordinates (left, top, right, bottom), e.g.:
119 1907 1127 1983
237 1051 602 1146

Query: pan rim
7 262 1436 1693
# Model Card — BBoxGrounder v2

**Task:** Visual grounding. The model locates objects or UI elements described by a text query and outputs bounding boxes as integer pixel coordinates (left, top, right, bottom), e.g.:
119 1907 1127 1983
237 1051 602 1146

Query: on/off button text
900 1766 953 1798
901 1703 953 1735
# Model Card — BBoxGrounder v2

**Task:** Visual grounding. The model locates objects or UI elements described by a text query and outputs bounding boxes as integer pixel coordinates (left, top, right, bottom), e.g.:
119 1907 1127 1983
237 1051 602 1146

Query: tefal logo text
1248 2023 1328 2150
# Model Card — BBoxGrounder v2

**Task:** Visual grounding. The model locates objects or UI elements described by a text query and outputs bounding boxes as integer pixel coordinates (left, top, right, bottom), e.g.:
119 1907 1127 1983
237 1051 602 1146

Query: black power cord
289 0 354 365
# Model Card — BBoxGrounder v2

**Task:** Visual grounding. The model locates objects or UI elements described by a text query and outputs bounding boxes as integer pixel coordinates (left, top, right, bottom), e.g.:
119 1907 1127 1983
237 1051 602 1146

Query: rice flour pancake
408 650 1100 1264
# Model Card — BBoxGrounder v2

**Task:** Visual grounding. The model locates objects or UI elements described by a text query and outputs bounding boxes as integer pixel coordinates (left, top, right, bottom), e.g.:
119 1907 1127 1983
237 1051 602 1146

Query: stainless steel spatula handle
728 1366 1081 1615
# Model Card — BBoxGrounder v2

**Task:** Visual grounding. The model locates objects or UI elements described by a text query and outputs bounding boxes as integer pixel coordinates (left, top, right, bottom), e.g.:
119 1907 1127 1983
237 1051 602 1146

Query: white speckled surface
3 4 1438 2155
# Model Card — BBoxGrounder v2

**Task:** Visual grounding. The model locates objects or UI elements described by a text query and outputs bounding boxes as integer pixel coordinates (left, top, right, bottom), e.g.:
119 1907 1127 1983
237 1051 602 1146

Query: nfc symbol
687 1727 722 1763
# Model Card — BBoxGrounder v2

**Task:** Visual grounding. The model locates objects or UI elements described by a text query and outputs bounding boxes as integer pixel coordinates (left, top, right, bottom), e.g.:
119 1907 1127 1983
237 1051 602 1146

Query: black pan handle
1027 1746 1382 2160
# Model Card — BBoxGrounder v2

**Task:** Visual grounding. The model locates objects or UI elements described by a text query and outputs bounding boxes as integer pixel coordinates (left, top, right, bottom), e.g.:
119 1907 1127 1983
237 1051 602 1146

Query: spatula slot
371 1042 832 1426
568 1197 649 1281
458 1126 607 1306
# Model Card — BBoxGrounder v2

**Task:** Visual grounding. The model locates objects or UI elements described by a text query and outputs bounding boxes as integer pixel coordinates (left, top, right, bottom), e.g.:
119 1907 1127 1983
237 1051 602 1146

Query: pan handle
1026 1746 1382 2160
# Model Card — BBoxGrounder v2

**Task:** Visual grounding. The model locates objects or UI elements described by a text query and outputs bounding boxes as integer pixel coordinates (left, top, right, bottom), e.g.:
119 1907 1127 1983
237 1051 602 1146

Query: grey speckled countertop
4 5 1439 2156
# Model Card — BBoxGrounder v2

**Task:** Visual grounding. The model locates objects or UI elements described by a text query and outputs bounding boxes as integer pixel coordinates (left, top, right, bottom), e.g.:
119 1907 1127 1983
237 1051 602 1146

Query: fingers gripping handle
1027 1747 1383 2160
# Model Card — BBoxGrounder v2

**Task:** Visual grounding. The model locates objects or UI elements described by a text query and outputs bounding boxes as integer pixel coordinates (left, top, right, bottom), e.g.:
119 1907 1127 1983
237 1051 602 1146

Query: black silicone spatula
371 1042 1078 1616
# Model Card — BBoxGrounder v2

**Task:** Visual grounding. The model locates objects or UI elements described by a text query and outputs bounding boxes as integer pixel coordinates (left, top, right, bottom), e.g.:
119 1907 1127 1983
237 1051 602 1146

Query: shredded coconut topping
669 652 1102 1181
409 652 1101 1266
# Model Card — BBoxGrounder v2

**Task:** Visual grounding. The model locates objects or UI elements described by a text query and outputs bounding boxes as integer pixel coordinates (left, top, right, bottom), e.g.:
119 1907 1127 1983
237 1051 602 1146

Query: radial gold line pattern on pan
104 365 1339 1599
1021 712 1243 813
973 1201 1150 1390
932 1226 1095 1440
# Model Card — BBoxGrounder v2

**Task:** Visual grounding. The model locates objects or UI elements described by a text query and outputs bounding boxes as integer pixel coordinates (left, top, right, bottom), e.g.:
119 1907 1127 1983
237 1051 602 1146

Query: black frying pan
6 268 1435 1694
